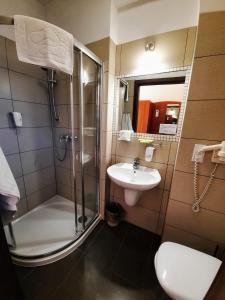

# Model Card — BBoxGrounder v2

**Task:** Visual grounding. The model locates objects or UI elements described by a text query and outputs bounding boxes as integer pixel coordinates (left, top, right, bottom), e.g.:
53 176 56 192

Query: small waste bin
105 202 124 227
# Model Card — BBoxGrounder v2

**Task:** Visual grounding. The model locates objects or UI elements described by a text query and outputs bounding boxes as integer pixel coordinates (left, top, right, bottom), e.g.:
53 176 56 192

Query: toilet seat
154 242 222 300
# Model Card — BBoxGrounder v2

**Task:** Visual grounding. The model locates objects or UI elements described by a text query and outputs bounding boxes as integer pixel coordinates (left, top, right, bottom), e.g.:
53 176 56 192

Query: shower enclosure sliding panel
73 51 100 231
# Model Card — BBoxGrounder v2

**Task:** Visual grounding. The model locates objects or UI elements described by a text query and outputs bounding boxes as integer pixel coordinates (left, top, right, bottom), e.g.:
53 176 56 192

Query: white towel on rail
14 15 74 75
0 147 20 211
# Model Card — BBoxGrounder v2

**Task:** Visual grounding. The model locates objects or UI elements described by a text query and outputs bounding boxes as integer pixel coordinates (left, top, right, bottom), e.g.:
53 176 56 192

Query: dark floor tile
84 221 130 271
20 249 82 300
14 265 34 282
16 221 169 300
112 223 158 287
52 257 168 300
78 220 104 253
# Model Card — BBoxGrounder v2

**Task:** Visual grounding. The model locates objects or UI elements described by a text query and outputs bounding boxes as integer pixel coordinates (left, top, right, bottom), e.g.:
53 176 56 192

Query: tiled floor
15 221 170 300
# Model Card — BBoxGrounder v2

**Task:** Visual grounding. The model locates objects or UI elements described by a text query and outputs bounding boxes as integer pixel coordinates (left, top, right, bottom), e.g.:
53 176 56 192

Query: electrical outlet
191 144 205 162
211 150 225 164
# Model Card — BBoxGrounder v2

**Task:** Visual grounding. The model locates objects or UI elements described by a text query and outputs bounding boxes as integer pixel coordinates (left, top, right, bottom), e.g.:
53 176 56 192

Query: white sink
107 163 161 206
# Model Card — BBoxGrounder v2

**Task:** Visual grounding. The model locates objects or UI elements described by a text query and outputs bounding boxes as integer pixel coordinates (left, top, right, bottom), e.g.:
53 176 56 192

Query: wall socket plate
211 150 225 164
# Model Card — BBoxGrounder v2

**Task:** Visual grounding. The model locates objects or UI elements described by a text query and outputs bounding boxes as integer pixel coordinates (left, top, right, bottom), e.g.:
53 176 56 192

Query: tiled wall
111 138 178 233
162 11 225 257
52 70 73 200
115 27 197 76
109 28 196 233
0 37 56 218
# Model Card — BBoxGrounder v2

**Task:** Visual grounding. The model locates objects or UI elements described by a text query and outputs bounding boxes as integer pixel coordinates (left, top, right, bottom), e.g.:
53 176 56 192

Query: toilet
154 242 222 300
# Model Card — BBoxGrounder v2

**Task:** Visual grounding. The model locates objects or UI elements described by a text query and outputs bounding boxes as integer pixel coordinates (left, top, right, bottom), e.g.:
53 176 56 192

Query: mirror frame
113 67 192 142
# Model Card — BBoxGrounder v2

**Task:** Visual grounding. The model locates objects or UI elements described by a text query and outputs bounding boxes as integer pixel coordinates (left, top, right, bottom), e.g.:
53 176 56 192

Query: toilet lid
155 242 222 300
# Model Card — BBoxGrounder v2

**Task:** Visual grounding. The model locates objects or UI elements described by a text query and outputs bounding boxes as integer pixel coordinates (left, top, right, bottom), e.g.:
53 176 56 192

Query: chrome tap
133 157 140 170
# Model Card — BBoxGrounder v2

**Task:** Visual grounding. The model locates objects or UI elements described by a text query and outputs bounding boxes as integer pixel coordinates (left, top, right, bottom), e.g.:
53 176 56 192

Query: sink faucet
133 157 140 170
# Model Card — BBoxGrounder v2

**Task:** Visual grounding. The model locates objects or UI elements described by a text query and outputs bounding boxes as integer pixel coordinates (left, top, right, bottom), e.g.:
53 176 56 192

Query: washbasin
107 163 161 206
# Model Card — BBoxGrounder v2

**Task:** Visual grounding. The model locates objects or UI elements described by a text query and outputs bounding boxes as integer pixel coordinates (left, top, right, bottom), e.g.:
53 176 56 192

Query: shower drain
78 216 88 224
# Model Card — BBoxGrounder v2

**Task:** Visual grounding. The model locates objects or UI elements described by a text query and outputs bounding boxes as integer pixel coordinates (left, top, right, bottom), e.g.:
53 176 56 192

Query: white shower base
5 195 97 265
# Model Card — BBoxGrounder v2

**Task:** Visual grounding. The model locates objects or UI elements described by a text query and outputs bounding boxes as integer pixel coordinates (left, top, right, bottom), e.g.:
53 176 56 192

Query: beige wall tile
116 139 170 164
120 29 188 76
168 141 178 165
164 165 174 191
113 182 124 201
162 224 217 255
165 199 225 243
115 45 122 76
111 136 117 156
100 155 112 180
195 11 225 57
102 103 114 131
100 131 112 159
86 37 109 62
176 138 225 179
116 197 159 232
182 100 225 140
138 188 163 213
156 213 165 235
0 37 7 68
161 191 170 216
188 55 225 100
112 175 164 213
184 27 197 66
109 38 116 75
170 171 225 214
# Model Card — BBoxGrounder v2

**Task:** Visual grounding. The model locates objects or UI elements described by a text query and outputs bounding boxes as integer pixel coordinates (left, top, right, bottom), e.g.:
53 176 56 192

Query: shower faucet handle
59 134 78 143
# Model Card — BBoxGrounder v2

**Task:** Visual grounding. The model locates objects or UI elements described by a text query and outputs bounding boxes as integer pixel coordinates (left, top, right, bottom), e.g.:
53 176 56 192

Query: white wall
0 0 46 40
200 0 225 13
116 0 199 44
46 0 111 45
139 83 184 102
110 0 118 43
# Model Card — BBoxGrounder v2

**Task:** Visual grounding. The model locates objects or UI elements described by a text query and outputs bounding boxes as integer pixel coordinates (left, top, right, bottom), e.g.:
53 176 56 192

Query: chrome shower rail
0 15 102 66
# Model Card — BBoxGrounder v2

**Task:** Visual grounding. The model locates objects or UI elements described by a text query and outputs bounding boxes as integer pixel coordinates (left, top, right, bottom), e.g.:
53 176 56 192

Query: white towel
118 130 132 142
14 15 74 75
121 113 133 131
0 147 20 211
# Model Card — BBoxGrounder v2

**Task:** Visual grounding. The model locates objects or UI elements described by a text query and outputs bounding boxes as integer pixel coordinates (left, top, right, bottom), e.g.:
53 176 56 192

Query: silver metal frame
78 50 86 230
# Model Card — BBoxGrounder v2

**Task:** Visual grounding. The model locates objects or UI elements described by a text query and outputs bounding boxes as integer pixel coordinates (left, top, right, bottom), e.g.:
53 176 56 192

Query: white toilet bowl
154 242 222 300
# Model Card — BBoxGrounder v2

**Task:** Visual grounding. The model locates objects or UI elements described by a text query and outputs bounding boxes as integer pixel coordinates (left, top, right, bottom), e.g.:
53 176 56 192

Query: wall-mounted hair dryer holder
192 141 225 164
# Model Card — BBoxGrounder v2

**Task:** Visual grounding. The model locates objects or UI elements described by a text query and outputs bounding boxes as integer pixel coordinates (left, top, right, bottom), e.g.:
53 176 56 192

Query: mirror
119 72 187 136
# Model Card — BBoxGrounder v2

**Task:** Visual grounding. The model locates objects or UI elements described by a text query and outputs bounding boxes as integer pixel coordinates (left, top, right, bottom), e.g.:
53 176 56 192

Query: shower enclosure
2 37 102 266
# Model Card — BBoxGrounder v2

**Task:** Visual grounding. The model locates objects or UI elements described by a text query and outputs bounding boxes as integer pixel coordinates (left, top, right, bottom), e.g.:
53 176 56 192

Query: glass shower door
73 51 100 231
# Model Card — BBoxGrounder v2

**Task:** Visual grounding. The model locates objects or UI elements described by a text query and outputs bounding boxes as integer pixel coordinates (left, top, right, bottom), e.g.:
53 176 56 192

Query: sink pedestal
124 189 141 206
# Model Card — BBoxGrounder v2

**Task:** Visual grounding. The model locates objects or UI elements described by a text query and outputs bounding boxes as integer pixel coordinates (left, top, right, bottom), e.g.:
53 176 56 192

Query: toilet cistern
107 163 161 206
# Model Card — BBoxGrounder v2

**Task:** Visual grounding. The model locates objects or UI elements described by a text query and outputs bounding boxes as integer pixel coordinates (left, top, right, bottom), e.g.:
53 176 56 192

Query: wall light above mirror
114 68 191 141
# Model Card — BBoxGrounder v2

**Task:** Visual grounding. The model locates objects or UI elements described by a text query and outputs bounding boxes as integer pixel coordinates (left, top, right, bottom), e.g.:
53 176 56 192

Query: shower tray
4 195 99 266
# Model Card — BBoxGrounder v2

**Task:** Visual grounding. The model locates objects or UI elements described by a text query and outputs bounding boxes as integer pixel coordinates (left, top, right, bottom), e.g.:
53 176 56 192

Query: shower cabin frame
7 36 102 266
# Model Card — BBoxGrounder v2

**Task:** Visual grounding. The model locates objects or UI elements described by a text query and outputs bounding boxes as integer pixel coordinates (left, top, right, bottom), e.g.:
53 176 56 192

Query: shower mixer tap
59 134 78 143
